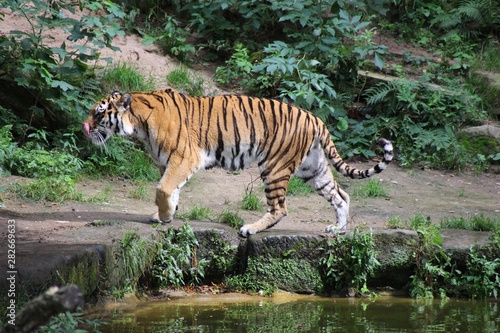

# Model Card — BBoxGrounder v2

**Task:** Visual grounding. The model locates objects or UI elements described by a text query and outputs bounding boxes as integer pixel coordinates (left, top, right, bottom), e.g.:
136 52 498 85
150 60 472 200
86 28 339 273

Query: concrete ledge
0 220 496 301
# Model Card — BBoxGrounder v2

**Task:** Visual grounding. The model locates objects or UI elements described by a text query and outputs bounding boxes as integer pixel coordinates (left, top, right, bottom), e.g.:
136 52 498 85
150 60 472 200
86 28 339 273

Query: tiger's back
83 89 393 237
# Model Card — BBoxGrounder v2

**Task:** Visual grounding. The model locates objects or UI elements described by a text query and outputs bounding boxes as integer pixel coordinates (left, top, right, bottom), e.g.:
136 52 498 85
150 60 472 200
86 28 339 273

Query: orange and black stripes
84 88 393 236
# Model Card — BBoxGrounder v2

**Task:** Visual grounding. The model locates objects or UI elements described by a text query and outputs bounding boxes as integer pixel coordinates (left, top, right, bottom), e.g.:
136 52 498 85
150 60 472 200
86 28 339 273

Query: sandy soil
1 163 499 244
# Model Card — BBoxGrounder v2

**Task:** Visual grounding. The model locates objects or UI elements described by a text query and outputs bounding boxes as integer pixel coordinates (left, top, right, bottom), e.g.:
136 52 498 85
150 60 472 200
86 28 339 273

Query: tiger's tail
321 129 394 179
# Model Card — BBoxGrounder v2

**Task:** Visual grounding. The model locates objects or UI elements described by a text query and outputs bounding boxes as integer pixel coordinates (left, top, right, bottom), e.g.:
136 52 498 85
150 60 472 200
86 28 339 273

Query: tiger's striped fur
82 89 393 237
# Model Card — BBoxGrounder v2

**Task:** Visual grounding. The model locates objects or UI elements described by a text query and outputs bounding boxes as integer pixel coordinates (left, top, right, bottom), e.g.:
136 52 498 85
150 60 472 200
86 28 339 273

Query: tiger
82 89 393 237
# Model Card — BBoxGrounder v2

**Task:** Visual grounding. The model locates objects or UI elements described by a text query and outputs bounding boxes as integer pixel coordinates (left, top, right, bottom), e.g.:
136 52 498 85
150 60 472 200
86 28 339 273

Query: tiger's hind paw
325 224 346 235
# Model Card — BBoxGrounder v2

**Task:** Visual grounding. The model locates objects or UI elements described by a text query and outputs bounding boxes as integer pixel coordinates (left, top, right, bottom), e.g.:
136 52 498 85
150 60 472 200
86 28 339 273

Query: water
100 294 499 333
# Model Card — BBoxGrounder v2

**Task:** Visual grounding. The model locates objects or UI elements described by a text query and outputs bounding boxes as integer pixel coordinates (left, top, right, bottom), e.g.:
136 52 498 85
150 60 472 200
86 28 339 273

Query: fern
432 0 500 40
364 81 398 106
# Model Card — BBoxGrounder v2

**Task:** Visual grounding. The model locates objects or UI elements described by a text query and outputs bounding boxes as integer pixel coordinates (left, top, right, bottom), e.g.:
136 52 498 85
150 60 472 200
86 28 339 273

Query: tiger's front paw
239 224 259 238
149 212 173 224
325 224 346 235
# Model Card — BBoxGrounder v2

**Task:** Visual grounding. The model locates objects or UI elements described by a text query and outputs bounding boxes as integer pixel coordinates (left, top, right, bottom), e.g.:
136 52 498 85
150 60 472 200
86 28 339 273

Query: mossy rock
369 230 419 289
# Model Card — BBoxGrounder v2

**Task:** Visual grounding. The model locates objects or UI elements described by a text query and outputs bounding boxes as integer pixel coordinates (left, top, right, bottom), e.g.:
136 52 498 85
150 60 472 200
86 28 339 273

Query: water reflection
100 294 499 333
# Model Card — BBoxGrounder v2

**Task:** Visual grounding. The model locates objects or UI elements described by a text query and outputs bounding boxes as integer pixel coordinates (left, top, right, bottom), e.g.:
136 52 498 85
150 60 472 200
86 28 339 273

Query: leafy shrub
14 175 82 203
9 149 83 179
37 310 105 333
319 228 379 294
364 78 487 169
152 224 207 288
142 15 196 61
461 246 500 299
0 125 17 177
431 0 500 44
0 0 126 131
83 137 158 181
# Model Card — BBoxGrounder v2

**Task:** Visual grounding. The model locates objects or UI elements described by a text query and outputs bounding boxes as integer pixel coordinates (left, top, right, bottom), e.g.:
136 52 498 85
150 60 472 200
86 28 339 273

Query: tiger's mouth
82 122 110 146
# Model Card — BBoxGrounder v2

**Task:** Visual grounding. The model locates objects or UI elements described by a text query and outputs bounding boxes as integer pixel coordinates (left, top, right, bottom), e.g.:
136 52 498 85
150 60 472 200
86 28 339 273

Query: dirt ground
0 7 499 243
0 163 499 244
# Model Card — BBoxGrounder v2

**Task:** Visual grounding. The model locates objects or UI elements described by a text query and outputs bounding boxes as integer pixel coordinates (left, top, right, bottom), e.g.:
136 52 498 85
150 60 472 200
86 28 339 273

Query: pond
99 293 499 333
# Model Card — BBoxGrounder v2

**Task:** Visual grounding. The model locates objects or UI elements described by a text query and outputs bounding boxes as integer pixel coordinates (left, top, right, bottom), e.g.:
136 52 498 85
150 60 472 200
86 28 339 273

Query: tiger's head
82 91 135 145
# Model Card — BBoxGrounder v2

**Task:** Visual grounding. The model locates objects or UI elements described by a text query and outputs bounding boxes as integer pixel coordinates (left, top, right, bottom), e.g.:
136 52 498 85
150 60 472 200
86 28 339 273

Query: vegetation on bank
130 222 500 300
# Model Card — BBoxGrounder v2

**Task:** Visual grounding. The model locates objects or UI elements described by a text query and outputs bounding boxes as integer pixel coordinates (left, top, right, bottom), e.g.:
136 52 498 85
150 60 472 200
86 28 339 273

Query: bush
0 0 126 133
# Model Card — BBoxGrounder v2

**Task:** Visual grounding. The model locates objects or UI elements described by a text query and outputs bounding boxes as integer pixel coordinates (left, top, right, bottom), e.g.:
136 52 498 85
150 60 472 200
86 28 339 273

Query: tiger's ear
117 93 133 112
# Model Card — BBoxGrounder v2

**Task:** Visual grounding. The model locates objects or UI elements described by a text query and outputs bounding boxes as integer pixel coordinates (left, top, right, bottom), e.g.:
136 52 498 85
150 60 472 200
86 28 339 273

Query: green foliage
14 175 82 203
37 310 106 333
393 214 500 299
365 78 486 169
100 62 156 93
225 257 277 296
461 246 500 299
116 230 152 290
176 205 215 221
142 15 195 61
166 66 205 96
152 224 208 288
206 231 238 277
9 148 83 179
214 43 254 88
83 137 159 181
0 125 17 177
128 182 150 201
440 214 500 232
217 210 244 229
0 126 84 202
319 228 379 294
409 219 449 299
287 176 315 196
352 178 388 198
431 0 500 44
0 0 126 130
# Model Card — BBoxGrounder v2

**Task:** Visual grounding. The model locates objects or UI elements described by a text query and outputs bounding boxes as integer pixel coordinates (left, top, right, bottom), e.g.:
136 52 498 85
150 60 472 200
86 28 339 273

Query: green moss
90 219 124 227
459 134 500 160
54 252 101 297
245 257 323 294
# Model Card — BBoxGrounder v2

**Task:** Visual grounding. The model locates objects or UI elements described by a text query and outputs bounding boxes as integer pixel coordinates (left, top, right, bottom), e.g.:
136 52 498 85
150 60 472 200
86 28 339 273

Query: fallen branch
1 284 84 333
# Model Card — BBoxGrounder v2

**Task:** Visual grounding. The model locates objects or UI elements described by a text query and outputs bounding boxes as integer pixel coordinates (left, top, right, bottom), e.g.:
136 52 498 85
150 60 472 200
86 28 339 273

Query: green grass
388 214 433 229
129 182 150 201
440 214 500 232
241 192 263 211
13 176 82 203
352 178 388 198
100 61 156 92
167 65 205 96
85 184 112 203
287 176 315 196
176 205 215 220
217 210 244 229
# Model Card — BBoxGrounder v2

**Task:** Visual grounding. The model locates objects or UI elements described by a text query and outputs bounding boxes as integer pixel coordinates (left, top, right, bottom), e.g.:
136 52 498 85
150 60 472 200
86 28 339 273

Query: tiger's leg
239 167 291 237
149 159 197 223
296 148 350 235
